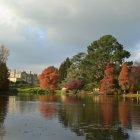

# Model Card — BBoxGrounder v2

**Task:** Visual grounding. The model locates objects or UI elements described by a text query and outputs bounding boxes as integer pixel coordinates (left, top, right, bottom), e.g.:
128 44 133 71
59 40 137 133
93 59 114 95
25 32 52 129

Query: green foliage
59 57 72 81
0 62 9 92
82 35 131 88
65 52 86 82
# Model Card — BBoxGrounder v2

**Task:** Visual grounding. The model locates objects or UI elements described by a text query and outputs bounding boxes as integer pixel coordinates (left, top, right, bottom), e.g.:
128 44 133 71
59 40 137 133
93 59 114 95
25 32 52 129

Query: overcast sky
0 0 140 73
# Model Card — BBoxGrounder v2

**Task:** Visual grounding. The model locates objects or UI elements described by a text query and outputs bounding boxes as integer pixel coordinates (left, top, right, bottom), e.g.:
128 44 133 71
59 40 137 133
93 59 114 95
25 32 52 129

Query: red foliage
64 80 82 90
130 65 140 86
130 84 135 93
118 63 130 91
100 63 114 94
39 67 59 92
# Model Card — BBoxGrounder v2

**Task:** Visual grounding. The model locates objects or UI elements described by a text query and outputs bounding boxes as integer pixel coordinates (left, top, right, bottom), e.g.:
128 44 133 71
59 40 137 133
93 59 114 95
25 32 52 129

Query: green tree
0 62 9 92
83 35 130 88
59 57 72 81
65 52 86 82
0 45 9 92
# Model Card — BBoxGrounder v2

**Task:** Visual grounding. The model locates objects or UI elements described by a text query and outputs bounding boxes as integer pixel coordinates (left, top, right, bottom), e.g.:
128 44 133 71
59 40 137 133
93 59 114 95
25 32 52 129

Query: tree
0 45 9 63
0 62 9 92
129 61 140 93
99 63 114 94
39 67 59 92
0 45 9 92
59 57 72 81
83 35 130 87
64 80 83 91
65 52 86 82
118 63 130 93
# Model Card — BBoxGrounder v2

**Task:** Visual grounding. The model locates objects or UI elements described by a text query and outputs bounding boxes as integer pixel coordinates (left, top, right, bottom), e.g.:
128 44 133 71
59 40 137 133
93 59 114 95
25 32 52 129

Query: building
9 69 39 85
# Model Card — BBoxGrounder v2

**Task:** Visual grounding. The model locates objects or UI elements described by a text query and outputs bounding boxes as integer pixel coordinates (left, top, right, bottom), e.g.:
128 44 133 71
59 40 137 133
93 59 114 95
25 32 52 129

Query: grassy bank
122 93 140 98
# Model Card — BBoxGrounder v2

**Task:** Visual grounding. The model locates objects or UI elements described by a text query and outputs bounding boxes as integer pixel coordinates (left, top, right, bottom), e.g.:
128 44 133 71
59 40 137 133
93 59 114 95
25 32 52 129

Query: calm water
0 94 140 140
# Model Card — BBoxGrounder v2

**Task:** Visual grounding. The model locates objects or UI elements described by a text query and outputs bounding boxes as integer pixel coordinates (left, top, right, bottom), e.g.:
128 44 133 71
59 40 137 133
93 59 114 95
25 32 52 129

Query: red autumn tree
64 79 83 91
118 63 130 93
39 67 59 92
129 62 140 93
100 63 114 94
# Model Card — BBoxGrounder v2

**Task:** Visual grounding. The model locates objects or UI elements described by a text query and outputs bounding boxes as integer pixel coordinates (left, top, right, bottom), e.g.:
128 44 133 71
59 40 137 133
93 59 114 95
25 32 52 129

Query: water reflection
99 95 114 128
0 96 9 139
118 99 130 128
0 95 140 140
38 95 57 118
58 95 131 140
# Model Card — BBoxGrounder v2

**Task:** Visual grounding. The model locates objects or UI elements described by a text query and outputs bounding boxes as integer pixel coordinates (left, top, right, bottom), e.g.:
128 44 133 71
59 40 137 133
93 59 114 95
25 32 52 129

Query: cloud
0 0 140 72
131 43 140 61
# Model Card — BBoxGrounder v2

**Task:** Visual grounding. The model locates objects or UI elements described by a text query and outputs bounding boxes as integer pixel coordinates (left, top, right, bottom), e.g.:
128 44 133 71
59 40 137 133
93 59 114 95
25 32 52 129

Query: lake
0 94 140 140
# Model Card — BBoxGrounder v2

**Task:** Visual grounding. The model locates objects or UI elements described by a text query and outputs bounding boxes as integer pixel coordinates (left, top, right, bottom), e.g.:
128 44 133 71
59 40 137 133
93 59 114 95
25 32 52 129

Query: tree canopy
0 45 9 63
0 45 9 92
39 67 60 92
0 62 9 92
82 35 131 89
118 63 130 92
100 63 114 94
59 57 72 81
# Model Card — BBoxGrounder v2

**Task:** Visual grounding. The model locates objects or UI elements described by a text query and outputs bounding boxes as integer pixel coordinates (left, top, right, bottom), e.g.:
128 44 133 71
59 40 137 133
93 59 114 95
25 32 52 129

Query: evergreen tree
65 52 86 82
83 35 130 88
0 45 9 93
59 57 72 81
0 62 9 92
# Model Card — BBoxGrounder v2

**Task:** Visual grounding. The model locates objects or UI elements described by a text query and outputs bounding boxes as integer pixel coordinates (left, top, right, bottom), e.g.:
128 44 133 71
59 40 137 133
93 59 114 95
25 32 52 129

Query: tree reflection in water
38 95 57 118
0 96 8 139
58 95 130 140
118 99 130 128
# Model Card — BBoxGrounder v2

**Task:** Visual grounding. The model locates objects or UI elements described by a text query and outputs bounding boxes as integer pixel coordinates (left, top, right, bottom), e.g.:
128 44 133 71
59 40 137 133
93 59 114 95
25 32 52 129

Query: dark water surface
0 94 140 140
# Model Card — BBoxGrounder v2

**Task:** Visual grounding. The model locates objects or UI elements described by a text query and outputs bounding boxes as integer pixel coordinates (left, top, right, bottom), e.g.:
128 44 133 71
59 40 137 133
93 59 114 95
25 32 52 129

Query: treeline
0 46 9 93
39 35 140 94
2 34 140 95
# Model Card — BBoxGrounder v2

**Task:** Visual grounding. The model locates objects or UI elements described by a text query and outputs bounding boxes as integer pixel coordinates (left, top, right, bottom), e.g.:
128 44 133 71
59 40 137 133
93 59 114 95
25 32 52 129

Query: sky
0 0 140 74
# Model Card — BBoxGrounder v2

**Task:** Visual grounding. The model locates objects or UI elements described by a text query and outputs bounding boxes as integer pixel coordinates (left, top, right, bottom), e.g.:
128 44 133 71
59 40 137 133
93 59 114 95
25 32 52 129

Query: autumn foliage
100 63 114 94
118 63 130 92
39 67 59 92
64 80 83 90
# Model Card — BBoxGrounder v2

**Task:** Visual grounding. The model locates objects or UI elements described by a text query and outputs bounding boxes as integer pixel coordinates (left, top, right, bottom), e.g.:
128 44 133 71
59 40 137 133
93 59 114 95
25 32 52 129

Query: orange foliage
39 67 59 92
118 63 130 92
100 63 114 94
